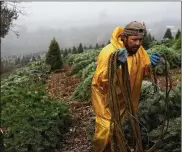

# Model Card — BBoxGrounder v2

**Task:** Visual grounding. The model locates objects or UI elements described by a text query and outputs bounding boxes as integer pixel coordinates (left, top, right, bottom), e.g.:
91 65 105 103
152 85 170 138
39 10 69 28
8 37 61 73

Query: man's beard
125 45 139 55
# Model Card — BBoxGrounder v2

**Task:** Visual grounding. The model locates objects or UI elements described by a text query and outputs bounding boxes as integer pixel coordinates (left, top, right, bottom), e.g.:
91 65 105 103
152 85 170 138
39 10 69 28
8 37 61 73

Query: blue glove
150 53 161 66
117 48 127 67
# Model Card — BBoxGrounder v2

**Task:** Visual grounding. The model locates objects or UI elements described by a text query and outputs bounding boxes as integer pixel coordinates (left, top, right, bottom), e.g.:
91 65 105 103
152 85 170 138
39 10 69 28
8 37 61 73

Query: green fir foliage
45 38 63 71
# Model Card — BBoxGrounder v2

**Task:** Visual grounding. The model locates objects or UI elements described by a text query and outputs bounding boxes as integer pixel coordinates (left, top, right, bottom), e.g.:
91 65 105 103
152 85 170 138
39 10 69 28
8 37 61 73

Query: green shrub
161 39 175 47
147 45 181 69
173 36 181 50
154 61 170 75
27 60 51 73
137 83 181 151
139 83 181 128
149 117 181 152
82 62 97 79
72 72 94 101
66 49 100 66
1 60 71 152
149 40 162 48
71 59 95 75
2 88 71 152
66 54 77 65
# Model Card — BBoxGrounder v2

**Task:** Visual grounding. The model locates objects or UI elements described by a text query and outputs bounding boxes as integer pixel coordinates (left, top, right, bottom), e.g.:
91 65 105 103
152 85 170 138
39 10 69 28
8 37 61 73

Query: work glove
117 48 128 67
150 53 161 66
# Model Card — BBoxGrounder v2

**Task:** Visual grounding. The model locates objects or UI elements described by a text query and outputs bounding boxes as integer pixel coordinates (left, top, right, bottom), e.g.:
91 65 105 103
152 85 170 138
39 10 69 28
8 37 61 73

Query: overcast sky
15 2 181 31
2 1 181 56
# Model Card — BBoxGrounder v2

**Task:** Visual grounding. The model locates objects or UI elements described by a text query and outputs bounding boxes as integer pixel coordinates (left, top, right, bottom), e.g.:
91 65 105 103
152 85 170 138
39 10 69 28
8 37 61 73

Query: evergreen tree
107 40 110 44
101 44 105 48
95 43 99 49
89 45 92 49
142 33 150 50
15 57 20 65
1 2 20 38
45 37 63 70
68 48 71 53
84 46 87 50
152 36 155 41
78 43 83 53
72 46 77 54
37 55 41 60
20 57 23 66
175 29 181 40
26 56 31 64
21 56 25 66
148 33 152 42
163 28 173 39
0 59 4 74
63 48 68 57
31 56 36 62
174 33 181 50
21 56 29 66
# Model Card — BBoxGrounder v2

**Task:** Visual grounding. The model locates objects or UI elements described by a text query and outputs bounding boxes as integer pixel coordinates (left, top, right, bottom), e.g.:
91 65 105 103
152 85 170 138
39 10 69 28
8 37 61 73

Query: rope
107 50 171 152
108 51 128 152
147 54 172 152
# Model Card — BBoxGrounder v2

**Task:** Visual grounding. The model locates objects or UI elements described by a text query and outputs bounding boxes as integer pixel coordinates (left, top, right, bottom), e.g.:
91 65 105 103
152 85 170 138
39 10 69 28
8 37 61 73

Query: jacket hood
110 26 125 49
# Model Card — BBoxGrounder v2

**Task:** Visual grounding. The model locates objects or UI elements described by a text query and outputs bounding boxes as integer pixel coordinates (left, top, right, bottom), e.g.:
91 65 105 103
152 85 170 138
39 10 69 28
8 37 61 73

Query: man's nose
135 40 140 45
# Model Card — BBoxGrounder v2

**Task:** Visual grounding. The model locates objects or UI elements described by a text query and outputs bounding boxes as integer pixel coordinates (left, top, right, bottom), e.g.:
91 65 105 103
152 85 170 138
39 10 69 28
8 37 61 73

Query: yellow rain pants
91 26 151 152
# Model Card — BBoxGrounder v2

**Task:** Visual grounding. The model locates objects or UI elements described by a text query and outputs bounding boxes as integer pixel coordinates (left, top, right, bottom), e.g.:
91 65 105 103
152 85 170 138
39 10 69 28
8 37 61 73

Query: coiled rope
107 50 171 152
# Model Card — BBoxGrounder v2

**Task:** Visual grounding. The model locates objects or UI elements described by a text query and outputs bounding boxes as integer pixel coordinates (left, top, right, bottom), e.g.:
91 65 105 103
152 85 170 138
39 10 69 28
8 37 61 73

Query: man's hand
117 48 128 67
150 53 161 66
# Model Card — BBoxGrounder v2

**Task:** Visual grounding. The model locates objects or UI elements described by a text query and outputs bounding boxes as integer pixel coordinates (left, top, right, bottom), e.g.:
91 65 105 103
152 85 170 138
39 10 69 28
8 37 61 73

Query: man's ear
120 34 125 41
120 35 128 45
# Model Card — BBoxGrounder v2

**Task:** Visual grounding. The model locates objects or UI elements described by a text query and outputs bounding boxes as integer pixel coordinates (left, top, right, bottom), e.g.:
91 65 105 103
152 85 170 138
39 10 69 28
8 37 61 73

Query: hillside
1 34 181 151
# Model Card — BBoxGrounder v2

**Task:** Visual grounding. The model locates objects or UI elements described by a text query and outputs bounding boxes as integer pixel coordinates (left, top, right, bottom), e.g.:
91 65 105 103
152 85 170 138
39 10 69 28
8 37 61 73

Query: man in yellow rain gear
91 21 161 152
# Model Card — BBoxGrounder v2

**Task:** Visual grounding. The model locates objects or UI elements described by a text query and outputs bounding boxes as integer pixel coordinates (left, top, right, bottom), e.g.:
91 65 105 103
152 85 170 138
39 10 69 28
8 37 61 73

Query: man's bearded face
124 35 144 55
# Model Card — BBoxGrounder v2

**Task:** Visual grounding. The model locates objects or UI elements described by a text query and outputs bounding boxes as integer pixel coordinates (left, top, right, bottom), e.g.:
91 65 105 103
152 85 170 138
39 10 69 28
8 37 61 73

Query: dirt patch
46 66 95 152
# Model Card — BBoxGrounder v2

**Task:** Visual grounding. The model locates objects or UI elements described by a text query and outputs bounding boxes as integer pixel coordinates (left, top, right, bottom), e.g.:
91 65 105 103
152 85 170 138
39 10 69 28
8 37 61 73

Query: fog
1 2 181 56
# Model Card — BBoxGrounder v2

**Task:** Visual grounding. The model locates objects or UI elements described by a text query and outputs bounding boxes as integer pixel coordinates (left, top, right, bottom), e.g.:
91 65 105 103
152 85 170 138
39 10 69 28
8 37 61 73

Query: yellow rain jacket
91 26 151 152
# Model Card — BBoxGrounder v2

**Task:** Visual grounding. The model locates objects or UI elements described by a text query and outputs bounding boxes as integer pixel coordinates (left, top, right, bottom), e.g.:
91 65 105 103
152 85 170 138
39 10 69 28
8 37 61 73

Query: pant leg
93 116 111 152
